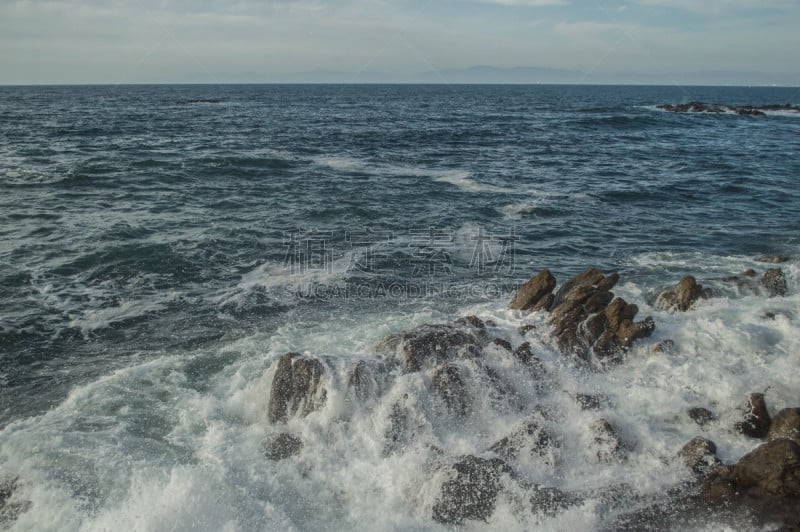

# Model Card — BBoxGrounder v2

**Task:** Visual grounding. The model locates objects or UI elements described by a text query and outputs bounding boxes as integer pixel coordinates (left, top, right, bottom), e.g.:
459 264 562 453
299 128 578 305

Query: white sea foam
1 253 797 530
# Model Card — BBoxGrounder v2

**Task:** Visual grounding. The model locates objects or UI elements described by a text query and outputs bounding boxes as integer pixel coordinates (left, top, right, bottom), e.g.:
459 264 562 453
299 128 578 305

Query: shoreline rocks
656 102 800 117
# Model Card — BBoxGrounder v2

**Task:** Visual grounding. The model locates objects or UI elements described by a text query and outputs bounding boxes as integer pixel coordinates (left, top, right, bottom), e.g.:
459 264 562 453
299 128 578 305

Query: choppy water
1 84 799 530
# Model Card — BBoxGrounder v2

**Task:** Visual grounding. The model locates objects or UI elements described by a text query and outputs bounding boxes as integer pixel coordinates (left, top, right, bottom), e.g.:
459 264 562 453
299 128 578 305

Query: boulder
760 268 787 297
267 353 327 424
432 364 470 418
265 433 303 460
431 455 512 524
490 338 512 351
655 276 711 311
767 408 800 443
735 393 771 439
490 416 554 460
509 269 557 311
687 407 715 427
377 324 482 372
679 437 720 475
528 485 577 517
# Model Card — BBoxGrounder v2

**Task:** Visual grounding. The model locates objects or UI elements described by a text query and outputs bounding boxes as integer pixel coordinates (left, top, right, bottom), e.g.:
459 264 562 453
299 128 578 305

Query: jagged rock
490 338 512 351
509 269 556 311
347 359 394 402
265 433 303 460
591 419 624 462
267 353 327 424
655 276 711 311
432 364 470 418
679 437 720 475
377 324 482 372
384 403 412 455
767 408 800 443
528 485 576 517
688 407 715 427
573 393 608 411
551 268 606 311
735 393 771 439
431 456 512 524
760 268 787 297
490 416 553 460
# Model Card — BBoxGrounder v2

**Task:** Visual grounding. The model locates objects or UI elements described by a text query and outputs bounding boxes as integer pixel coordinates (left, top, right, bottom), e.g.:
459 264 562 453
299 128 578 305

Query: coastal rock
432 455 512 524
490 416 554 460
490 338 512 351
760 268 787 297
0 476 30 527
757 255 789 264
735 393 771 439
688 407 716 427
509 269 556 311
657 102 800 116
655 276 711 312
591 419 624 463
528 485 577 517
767 408 800 443
377 324 482 372
265 433 304 460
573 393 608 411
432 364 470 418
679 437 720 475
384 403 413 455
267 353 327 424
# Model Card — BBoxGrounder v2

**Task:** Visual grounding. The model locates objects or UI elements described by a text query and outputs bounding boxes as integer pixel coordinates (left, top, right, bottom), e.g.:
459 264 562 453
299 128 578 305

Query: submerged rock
267 353 327 424
432 456 512 524
735 393 771 439
760 268 787 297
265 433 303 460
655 275 711 312
688 407 716 427
767 408 800 443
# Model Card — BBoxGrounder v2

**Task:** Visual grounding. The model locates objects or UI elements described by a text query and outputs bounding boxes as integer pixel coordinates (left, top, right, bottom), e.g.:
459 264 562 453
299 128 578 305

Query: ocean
1 84 799 530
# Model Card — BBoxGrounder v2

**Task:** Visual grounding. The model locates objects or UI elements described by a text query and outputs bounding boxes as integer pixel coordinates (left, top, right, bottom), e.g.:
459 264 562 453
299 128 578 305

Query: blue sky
0 0 797 84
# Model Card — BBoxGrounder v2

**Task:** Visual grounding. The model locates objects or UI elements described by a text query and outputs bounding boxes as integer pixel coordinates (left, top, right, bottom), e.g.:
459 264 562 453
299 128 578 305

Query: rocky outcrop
528 485 577 517
509 268 655 360
655 275 711 311
267 353 327 424
767 408 800 443
591 419 624 463
377 324 483 372
490 416 554 460
432 364 470 418
760 268 787 297
265 433 304 460
509 269 557 311
432 456 512 524
734 393 771 439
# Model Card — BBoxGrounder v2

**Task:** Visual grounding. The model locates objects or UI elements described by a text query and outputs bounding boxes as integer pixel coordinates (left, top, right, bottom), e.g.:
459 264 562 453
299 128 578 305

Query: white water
1 253 798 531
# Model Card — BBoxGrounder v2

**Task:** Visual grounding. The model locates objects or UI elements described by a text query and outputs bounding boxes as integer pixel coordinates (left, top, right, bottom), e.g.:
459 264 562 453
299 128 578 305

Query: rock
735 393 771 439
651 339 675 353
265 433 303 460
267 353 327 424
591 419 624 462
688 407 715 427
0 476 30 528
490 416 553 460
509 269 557 311
551 268 606 311
432 364 470 418
431 456 512 524
760 268 787 297
528 485 576 517
490 338 512 351
679 437 720 474
767 408 800 443
573 393 608 411
655 276 710 311
741 268 758 277
757 255 789 264
377 324 482 372
705 439 800 499
455 315 486 329
0 477 14 505
384 403 412 455
518 324 537 335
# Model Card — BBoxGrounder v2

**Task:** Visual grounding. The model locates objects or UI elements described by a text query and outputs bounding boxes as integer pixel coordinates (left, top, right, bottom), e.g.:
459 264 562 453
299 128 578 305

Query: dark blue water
1 84 799 426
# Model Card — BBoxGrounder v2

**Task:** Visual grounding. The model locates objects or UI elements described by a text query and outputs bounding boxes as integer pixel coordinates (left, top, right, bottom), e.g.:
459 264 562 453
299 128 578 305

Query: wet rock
0 476 29 527
741 268 758 277
455 315 486 330
573 393 608 411
490 338 512 351
265 433 303 460
490 416 553 460
509 269 557 311
528 485 577 517
551 268 606 311
651 339 675 353
432 455 512 524
432 364 470 418
735 393 771 439
347 359 394 402
591 419 624 462
267 353 327 424
655 275 710 311
518 324 537 335
760 268 787 297
688 407 715 427
679 437 720 475
767 408 800 443
757 255 789 264
377 324 482 372
384 403 412 455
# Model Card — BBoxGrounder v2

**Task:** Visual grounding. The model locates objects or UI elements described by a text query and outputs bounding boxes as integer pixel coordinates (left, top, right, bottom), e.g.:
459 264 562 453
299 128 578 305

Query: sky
0 0 798 84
